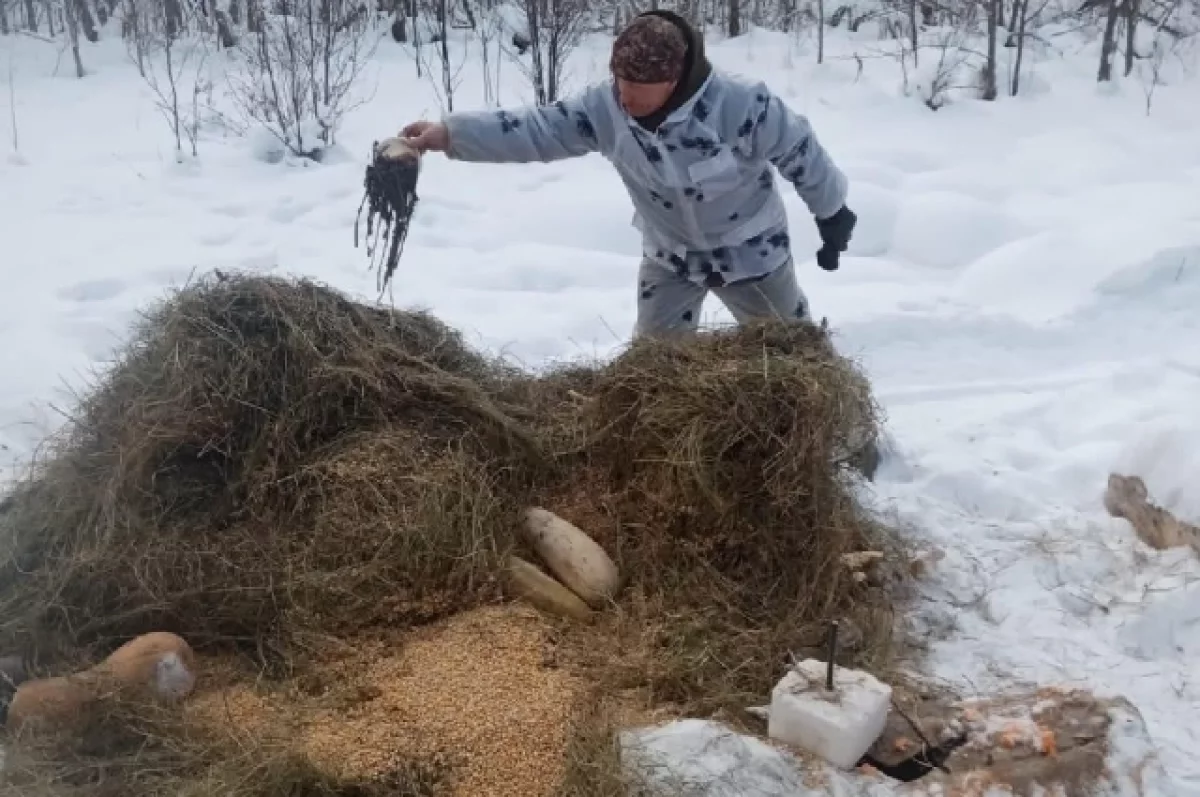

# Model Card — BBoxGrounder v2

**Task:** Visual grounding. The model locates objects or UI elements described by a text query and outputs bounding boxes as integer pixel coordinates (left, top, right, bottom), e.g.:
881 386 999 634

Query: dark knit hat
610 15 687 84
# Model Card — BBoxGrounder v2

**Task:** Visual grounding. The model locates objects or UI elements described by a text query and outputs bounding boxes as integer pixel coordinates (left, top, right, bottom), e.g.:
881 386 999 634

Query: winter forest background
2 0 1197 164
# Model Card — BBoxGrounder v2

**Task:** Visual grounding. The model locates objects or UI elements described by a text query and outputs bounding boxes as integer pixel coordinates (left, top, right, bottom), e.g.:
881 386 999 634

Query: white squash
521 507 619 608
504 556 594 622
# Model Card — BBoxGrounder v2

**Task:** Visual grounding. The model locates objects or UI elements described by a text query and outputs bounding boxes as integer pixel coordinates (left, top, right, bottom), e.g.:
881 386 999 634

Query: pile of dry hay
554 323 905 713
0 271 908 793
0 273 545 666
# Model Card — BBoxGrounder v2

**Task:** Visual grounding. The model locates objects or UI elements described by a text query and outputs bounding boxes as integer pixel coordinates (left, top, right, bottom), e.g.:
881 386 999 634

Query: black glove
815 205 856 271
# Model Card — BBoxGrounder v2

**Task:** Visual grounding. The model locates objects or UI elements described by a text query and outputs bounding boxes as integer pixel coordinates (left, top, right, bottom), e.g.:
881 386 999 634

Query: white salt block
767 658 892 770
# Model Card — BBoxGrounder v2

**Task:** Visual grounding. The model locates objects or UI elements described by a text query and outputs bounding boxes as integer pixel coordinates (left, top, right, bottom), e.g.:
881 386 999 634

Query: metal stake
825 620 839 691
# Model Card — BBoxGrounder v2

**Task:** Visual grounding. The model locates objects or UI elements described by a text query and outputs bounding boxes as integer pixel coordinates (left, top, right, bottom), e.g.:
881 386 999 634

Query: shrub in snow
130 36 211 161
500 0 590 105
248 125 288 164
226 0 381 161
906 28 976 110
410 8 470 113
120 0 217 160
1134 28 1199 115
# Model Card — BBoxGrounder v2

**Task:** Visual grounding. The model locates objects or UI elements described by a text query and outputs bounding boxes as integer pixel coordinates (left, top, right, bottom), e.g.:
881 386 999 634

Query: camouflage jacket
444 71 848 287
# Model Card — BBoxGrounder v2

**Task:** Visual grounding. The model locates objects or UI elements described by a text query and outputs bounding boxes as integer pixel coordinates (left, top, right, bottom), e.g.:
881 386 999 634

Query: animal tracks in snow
197 228 239 247
56 278 128 304
267 197 320 225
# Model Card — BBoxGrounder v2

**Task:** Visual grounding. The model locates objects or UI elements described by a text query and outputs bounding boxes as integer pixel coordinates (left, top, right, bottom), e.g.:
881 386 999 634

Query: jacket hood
627 10 712 131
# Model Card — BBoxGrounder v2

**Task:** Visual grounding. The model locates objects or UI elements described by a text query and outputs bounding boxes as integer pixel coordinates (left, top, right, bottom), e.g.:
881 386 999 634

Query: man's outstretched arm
404 88 604 164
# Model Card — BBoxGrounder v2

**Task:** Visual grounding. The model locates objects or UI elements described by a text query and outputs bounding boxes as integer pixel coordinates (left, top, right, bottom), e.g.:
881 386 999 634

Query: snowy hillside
3 8 1200 794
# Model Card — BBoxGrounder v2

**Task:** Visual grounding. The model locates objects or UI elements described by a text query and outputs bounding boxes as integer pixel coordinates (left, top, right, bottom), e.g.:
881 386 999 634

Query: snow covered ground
3 16 1200 793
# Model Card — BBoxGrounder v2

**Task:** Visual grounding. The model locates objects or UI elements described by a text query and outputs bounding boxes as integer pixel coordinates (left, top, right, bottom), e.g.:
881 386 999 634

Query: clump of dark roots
0 695 447 797
355 140 421 294
0 271 908 717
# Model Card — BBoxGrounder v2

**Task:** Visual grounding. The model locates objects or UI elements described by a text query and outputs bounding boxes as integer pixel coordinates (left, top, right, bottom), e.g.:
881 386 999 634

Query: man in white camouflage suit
401 10 857 340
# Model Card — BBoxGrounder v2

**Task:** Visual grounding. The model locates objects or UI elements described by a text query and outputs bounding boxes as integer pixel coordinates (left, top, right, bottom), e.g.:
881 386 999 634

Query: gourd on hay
0 272 545 662
564 320 905 712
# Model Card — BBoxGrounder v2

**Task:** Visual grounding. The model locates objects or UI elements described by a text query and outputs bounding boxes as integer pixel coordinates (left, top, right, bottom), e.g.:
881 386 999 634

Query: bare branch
5 46 23 163
125 1 212 160
226 0 381 160
505 0 589 104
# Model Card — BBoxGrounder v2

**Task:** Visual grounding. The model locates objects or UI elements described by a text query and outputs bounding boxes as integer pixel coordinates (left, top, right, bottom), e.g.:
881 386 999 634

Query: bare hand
399 120 449 153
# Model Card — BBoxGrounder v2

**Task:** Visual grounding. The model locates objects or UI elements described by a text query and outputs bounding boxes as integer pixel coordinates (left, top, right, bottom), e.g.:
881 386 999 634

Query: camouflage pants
633 256 812 340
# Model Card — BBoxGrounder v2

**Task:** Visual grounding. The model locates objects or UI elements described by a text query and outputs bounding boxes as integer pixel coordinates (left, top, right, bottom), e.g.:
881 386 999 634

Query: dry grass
559 693 668 797
0 273 546 668
0 690 448 797
560 686 746 797
542 322 908 715
0 272 912 796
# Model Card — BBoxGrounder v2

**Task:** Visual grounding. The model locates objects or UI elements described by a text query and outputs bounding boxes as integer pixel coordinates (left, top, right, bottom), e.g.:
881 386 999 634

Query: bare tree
163 0 183 36
435 0 451 106
906 0 918 66
9 0 1197 125
1009 0 1028 92
1006 0 1053 94
466 0 503 104
63 0 86 76
126 4 210 160
214 6 238 47
1137 0 1193 112
6 46 24 164
123 0 149 75
409 0 423 77
73 0 97 40
1139 33 1165 110
917 26 976 108
409 0 466 111
817 0 825 62
506 0 588 104
1123 0 1141 74
981 0 998 97
227 0 380 159
1097 0 1122 79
